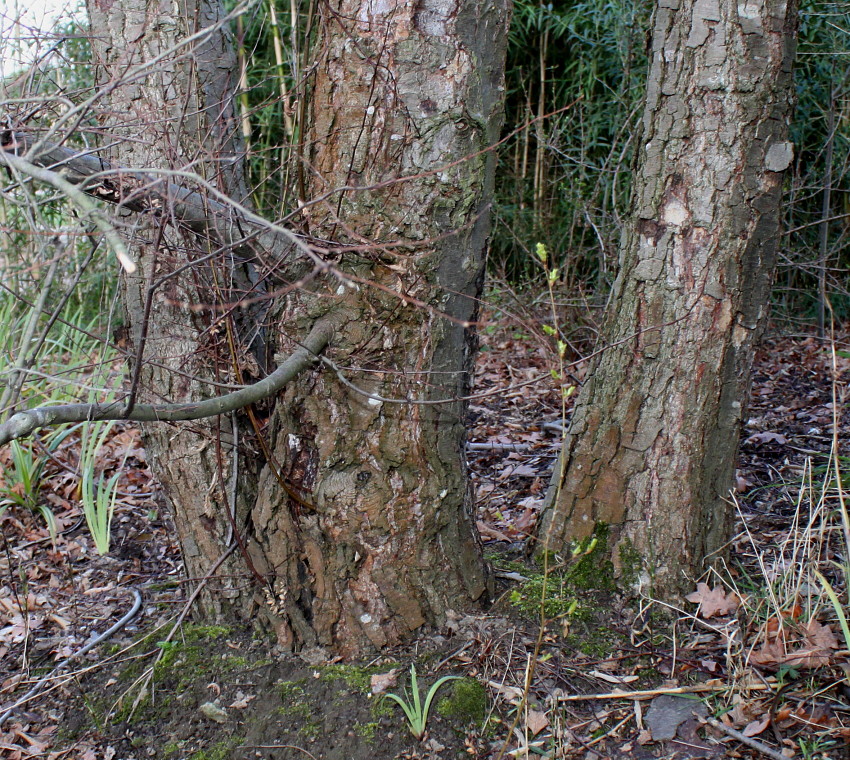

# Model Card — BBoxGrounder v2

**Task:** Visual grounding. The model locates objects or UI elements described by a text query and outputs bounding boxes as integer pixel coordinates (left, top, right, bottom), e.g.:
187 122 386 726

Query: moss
355 721 379 740
320 662 388 693
161 742 181 757
507 571 576 619
562 523 615 591
188 737 240 760
278 681 314 721
568 630 617 659
371 695 395 719
300 720 321 740
505 524 621 620
618 537 643 590
114 625 244 725
276 682 321 738
437 678 487 724
279 679 309 699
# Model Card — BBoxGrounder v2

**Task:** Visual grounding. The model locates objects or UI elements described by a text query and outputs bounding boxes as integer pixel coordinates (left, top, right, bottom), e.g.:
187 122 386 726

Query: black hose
0 587 143 726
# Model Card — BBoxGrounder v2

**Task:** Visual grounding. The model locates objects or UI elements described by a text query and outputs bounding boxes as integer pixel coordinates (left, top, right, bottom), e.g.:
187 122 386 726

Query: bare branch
0 320 334 445
0 148 135 271
0 129 316 279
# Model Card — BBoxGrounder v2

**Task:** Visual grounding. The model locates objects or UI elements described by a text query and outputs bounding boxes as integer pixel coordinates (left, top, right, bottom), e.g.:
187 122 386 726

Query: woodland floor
0 312 848 760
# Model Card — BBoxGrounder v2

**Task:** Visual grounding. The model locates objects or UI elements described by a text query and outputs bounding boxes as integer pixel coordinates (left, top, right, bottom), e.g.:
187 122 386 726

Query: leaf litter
0 322 848 759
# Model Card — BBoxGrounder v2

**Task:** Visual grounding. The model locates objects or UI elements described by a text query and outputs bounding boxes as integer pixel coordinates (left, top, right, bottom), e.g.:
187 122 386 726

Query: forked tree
0 0 510 656
537 0 799 595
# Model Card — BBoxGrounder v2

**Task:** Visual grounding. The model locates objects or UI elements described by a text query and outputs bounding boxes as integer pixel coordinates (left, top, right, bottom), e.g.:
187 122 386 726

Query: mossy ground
59 621 499 759
437 677 488 725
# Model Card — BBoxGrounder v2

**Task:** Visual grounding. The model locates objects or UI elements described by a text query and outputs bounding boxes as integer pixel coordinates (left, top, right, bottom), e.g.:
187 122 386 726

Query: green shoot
381 665 459 740
79 420 125 555
0 438 61 540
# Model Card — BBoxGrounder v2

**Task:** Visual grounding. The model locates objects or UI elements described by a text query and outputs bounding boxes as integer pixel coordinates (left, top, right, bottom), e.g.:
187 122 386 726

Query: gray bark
538 0 798 596
85 0 266 616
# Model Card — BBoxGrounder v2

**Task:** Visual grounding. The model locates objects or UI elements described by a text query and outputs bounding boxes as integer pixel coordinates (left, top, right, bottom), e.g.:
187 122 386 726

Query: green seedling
381 665 459 740
79 420 127 554
0 427 74 539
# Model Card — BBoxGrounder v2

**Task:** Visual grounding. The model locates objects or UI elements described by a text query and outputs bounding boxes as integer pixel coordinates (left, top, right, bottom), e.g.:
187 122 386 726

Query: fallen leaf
743 717 770 737
736 472 753 492
526 709 549 736
685 583 741 618
803 619 839 650
751 618 840 670
228 691 256 709
370 669 399 694
746 431 788 445
476 521 513 542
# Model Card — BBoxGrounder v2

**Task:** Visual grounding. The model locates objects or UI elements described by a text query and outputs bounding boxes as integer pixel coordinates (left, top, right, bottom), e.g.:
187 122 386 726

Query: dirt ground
1 321 848 760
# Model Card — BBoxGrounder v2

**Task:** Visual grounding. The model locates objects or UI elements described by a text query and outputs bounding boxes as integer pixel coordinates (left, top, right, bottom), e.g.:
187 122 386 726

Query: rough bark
247 0 510 656
537 0 798 596
85 0 266 615
83 0 509 655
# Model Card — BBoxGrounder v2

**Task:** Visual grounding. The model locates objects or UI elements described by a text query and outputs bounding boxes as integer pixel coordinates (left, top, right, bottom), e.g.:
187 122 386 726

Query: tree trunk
248 0 509 656
537 0 797 596
86 0 267 617
86 0 509 656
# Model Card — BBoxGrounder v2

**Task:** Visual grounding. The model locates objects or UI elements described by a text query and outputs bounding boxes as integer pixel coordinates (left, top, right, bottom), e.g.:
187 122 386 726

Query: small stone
198 701 228 723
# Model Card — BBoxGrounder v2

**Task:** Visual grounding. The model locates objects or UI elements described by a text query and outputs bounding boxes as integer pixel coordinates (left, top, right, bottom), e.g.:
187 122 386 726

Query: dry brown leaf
526 709 549 736
476 521 513 542
746 431 788 445
370 668 399 694
750 637 786 668
751 618 840 669
228 691 256 709
742 717 770 737
685 583 741 618
803 619 840 651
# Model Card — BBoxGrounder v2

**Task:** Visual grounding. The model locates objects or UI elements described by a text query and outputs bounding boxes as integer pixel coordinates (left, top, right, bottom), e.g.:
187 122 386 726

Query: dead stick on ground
704 716 789 760
555 682 772 702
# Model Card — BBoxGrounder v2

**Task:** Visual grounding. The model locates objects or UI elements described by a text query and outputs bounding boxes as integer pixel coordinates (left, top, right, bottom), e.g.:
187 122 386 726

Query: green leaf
535 242 548 264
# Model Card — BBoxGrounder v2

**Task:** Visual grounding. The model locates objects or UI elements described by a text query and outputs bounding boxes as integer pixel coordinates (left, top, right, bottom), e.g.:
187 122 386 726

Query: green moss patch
437 678 487 725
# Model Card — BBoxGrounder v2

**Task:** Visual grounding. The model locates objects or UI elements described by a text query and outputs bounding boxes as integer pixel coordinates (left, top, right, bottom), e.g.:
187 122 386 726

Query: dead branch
0 320 334 445
0 128 316 278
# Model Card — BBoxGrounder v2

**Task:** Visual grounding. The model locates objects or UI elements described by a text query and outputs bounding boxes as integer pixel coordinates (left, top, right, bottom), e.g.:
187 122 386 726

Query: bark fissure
538 0 797 595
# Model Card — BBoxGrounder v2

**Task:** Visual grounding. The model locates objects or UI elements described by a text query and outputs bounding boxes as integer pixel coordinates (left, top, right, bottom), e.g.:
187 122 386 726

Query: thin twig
704 716 790 760
555 682 771 702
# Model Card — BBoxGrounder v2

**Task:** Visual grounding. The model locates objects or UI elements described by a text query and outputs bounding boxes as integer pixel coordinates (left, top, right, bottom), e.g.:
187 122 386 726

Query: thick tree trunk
85 0 267 616
248 0 509 656
537 0 797 596
86 0 509 655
